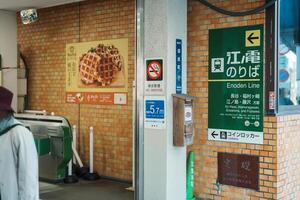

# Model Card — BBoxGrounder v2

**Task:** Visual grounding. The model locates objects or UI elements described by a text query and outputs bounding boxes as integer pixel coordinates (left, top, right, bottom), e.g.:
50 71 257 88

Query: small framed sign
145 58 164 95
218 152 259 190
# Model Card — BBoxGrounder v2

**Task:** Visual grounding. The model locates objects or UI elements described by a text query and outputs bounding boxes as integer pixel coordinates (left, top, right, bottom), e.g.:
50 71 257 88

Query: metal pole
72 145 84 167
64 144 78 183
89 126 94 173
64 157 78 184
68 160 72 176
83 126 99 180
135 0 145 199
72 125 77 164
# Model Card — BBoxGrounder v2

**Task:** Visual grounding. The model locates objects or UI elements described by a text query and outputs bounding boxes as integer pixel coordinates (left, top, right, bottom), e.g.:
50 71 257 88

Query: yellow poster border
65 38 128 93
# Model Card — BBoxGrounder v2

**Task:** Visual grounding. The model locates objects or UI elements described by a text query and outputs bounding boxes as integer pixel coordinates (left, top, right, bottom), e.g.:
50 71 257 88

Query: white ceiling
0 0 83 11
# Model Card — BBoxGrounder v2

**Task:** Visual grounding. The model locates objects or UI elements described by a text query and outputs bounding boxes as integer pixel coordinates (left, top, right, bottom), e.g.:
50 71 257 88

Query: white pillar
0 11 18 111
143 0 187 200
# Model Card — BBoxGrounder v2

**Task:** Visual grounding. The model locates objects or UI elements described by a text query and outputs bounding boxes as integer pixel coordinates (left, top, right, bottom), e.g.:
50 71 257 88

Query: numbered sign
145 100 164 119
144 96 166 129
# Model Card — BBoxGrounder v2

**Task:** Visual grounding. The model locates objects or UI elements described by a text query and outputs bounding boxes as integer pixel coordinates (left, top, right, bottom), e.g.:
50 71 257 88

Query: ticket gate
15 113 72 182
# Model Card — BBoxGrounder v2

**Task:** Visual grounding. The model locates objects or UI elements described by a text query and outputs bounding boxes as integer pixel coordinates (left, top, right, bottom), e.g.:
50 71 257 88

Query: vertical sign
176 39 182 94
208 25 264 144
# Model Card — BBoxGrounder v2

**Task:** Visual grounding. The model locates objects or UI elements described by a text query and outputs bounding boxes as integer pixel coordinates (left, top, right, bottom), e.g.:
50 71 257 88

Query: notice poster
65 38 128 105
208 25 264 144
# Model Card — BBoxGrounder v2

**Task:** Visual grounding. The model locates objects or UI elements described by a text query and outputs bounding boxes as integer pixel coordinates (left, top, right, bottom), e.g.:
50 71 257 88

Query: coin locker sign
208 25 264 144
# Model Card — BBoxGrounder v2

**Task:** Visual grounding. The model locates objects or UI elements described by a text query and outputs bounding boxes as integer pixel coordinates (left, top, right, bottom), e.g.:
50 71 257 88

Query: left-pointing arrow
247 32 259 44
211 131 218 138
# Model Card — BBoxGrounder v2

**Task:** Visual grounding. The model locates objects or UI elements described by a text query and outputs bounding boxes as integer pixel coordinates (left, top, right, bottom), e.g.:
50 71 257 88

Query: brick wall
17 0 300 197
187 0 280 199
277 115 300 199
17 0 135 181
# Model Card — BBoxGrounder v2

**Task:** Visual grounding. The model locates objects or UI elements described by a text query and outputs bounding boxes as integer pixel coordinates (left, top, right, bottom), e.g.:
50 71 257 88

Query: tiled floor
40 179 134 200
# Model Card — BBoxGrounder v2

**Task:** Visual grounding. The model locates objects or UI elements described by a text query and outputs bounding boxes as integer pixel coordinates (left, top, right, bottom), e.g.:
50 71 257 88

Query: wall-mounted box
172 94 196 146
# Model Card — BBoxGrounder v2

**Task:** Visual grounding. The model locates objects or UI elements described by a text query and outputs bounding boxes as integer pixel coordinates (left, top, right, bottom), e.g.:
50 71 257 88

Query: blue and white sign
144 96 166 129
176 39 182 94
145 100 164 119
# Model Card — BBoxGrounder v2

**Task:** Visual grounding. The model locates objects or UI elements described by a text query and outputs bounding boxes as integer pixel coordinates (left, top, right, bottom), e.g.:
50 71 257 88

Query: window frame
265 0 300 115
277 0 300 114
265 0 277 115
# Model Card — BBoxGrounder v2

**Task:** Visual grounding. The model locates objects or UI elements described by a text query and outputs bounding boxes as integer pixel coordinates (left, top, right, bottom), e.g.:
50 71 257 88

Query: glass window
278 0 300 108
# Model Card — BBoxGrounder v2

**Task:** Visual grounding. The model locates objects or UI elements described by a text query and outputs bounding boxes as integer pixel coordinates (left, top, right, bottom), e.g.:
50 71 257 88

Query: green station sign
208 25 264 144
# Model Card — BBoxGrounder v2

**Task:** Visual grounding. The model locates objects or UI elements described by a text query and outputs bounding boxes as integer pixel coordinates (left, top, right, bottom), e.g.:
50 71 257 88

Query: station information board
208 25 264 144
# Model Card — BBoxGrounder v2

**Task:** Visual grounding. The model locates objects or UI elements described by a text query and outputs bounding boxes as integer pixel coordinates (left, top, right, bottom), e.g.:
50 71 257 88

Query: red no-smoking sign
146 59 163 81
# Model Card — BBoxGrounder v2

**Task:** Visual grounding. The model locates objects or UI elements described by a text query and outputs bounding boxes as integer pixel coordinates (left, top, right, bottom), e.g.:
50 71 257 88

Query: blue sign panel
145 100 165 119
176 39 182 94
279 69 289 82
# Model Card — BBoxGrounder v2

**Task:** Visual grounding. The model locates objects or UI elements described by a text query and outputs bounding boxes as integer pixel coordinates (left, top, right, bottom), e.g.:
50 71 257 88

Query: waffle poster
65 38 128 105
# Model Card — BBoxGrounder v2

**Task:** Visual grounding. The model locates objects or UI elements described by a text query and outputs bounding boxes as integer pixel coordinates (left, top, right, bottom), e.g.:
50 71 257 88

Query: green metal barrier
187 151 195 200
34 136 50 156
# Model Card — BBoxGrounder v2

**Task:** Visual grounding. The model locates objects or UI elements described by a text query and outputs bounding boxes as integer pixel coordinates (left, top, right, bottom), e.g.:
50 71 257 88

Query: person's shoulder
12 119 30 131
10 124 33 137
10 124 34 146
14 124 30 131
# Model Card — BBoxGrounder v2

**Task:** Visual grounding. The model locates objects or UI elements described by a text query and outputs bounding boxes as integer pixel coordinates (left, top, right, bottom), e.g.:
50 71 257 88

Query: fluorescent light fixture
20 9 38 24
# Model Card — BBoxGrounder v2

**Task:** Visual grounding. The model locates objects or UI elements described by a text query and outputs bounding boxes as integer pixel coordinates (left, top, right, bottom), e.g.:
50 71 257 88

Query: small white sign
211 58 224 73
208 128 263 144
184 105 192 122
144 96 166 129
114 93 127 105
